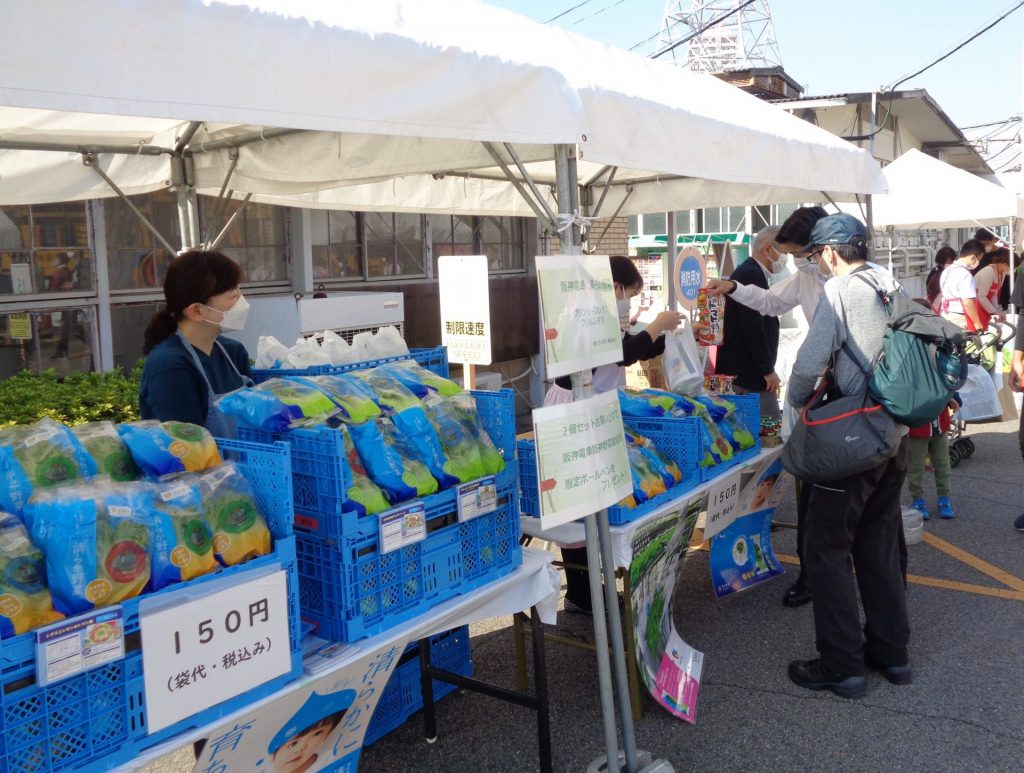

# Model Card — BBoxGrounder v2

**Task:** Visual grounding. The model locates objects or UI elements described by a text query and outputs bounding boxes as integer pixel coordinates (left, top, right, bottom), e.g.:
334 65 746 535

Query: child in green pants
907 395 961 520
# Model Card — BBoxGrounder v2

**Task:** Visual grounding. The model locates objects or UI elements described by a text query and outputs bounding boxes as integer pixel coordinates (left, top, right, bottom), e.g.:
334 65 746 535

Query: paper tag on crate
35 607 125 686
456 476 497 522
378 502 427 554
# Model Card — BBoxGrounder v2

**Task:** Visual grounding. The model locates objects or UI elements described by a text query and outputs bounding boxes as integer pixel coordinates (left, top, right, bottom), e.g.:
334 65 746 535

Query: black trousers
802 441 911 676
561 546 592 610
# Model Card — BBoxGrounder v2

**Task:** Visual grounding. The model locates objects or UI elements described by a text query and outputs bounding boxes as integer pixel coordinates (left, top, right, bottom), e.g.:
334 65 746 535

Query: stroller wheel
949 445 961 467
963 438 976 456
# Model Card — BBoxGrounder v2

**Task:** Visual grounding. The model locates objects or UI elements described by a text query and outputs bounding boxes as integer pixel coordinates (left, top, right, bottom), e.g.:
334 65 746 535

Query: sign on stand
439 255 492 366
535 254 623 379
702 469 742 541
531 390 632 528
671 246 706 312
194 638 409 773
140 567 291 733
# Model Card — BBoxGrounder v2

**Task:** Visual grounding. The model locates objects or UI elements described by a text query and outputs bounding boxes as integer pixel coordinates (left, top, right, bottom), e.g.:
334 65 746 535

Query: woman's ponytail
143 307 178 354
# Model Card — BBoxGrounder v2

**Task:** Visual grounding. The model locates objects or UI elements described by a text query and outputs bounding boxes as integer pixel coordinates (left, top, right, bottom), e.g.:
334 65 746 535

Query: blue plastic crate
250 346 450 384
240 389 517 541
518 416 703 526
0 442 303 773
296 484 522 642
364 625 472 746
698 393 762 482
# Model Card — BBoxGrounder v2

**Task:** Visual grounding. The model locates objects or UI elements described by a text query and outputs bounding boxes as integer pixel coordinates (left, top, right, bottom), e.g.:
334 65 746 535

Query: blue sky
488 0 1023 129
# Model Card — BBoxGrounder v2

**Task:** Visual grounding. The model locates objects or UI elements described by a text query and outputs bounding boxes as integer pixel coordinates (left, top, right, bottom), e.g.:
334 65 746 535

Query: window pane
480 216 526 271
208 200 289 282
642 212 667 234
702 208 721 232
728 207 747 232
311 210 362 280
365 213 424 278
752 205 772 231
104 192 179 291
431 215 476 275
111 302 161 371
0 307 95 379
0 203 94 295
673 211 692 233
627 214 639 235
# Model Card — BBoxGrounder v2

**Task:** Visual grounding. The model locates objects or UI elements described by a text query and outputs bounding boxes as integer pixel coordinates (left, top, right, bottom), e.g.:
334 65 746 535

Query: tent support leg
207 192 253 251
481 143 558 231
82 153 178 257
586 187 633 253
588 167 618 220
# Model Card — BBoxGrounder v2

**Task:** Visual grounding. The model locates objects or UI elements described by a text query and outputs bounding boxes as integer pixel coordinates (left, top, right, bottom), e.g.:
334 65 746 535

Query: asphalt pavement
143 417 1024 772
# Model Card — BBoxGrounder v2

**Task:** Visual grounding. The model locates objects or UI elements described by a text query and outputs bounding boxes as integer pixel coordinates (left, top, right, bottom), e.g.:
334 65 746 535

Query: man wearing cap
785 213 911 699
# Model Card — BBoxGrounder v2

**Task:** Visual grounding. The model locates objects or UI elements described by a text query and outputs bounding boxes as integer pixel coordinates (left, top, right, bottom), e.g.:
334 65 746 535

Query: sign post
439 255 491 390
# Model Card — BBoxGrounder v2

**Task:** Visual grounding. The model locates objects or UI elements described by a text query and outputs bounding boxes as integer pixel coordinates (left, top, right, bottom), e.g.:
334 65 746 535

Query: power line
545 0 594 24
562 0 631 28
960 115 1022 131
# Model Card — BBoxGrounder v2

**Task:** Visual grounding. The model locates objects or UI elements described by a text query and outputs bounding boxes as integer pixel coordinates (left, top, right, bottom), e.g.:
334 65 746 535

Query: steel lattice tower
658 0 782 72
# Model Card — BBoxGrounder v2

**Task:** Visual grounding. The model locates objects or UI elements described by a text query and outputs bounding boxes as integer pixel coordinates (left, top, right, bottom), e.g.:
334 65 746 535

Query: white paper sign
703 469 742 541
141 569 291 733
439 255 492 365
35 607 125 686
535 254 624 379
532 390 633 528
378 502 427 554
456 476 497 522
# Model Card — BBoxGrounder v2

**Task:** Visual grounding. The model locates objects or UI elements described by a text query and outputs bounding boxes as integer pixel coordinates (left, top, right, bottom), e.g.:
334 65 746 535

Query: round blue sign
677 254 703 304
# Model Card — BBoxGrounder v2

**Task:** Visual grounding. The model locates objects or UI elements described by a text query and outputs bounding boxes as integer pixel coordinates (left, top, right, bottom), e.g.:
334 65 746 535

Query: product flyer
194 638 409 773
629 495 704 723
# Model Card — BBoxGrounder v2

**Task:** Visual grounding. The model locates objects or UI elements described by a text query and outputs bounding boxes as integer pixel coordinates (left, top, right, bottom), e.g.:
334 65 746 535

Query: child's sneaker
911 498 930 521
937 497 956 519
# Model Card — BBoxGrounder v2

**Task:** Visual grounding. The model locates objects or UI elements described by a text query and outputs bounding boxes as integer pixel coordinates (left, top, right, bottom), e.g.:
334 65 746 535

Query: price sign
532 390 633 528
536 254 624 379
672 247 706 311
378 502 427 554
439 255 492 365
140 568 291 733
8 314 31 340
456 476 497 522
35 608 124 686
703 469 742 540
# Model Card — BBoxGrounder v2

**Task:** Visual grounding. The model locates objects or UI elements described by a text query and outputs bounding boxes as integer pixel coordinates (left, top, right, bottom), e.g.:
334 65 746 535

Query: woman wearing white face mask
543 255 684 405
139 250 254 435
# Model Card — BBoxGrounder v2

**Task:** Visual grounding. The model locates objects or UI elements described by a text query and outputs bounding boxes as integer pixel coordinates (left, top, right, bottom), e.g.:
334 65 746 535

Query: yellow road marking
920 532 1024 593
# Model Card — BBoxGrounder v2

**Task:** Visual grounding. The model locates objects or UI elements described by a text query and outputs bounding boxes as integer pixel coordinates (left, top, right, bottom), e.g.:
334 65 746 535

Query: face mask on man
203 294 250 331
769 249 789 275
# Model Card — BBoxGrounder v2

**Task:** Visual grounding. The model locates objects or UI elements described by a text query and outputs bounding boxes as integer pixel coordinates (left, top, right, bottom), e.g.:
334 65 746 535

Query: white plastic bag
370 325 409 358
662 323 704 396
348 331 375 363
286 337 332 368
957 364 1001 421
255 335 290 369
319 329 352 365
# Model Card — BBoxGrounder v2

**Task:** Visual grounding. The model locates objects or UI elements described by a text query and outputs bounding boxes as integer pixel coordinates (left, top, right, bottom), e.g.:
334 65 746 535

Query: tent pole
82 154 178 257
1010 216 1017 311
588 187 634 253
589 167 619 220
208 192 254 251
502 143 562 228
482 143 558 231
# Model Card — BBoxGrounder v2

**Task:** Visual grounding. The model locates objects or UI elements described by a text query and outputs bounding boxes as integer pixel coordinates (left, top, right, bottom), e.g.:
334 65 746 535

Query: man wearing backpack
785 213 911 698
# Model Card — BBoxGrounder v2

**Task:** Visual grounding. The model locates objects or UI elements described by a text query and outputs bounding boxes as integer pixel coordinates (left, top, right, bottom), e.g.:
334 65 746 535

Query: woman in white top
972 248 1010 328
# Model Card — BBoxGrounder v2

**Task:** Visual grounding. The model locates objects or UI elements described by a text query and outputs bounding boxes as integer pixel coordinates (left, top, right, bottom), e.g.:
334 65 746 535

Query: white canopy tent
0 0 885 234
873 149 1024 230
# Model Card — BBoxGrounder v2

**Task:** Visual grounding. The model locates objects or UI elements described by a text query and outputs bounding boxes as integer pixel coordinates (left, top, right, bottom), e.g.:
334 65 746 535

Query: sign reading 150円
535 254 624 379
439 255 491 366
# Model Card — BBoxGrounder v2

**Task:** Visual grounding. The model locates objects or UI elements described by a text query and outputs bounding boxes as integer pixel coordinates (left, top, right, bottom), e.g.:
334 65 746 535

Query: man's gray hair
752 225 781 258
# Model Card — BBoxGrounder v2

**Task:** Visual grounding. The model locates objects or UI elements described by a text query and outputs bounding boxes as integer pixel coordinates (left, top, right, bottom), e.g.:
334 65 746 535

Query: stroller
947 319 1017 466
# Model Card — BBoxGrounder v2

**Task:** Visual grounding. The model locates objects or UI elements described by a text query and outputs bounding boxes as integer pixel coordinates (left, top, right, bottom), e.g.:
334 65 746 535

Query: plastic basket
250 346 449 384
698 393 762 482
0 441 303 773
518 416 702 526
296 484 521 642
364 626 472 746
240 389 517 541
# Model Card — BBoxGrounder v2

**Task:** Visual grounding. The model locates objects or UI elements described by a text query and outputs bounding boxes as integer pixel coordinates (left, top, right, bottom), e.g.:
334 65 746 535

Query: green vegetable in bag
72 421 139 482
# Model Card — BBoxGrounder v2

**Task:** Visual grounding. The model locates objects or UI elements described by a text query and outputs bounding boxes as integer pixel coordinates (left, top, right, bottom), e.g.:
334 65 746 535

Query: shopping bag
663 322 704 396
957 364 1001 421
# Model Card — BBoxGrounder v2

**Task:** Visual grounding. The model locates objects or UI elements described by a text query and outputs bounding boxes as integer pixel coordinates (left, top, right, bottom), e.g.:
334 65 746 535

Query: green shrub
0 363 143 429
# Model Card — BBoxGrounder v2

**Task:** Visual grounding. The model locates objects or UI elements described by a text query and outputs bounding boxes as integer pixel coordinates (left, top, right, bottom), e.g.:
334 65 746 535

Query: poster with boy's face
194 639 409 773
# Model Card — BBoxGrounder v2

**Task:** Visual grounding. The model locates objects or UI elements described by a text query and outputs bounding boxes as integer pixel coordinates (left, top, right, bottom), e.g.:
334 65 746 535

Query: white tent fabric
0 0 886 213
873 149 1024 230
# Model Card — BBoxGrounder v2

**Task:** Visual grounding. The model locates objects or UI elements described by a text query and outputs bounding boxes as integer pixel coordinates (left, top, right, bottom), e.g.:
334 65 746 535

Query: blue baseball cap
803 213 868 250
268 689 356 754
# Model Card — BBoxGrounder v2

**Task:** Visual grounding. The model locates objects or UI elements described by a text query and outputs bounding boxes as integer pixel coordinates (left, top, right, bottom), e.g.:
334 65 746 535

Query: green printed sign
535 254 624 379
531 390 632 528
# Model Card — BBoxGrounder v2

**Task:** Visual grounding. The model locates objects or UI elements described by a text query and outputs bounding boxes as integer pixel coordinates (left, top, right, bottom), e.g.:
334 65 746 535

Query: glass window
111 302 161 371
365 213 425 278
0 203 94 295
702 208 721 232
104 192 179 292
774 203 798 227
203 199 289 283
642 212 667 235
627 214 639 235
311 210 363 281
727 207 747 232
673 210 692 234
0 307 95 380
479 216 526 272
752 205 772 232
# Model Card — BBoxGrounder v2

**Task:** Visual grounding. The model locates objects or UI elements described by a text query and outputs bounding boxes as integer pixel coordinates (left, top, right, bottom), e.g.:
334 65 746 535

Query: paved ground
144 418 1024 772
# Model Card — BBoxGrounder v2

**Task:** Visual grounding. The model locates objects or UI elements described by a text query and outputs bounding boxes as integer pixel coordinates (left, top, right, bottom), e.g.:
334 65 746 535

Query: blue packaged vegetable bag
348 418 438 504
0 419 97 517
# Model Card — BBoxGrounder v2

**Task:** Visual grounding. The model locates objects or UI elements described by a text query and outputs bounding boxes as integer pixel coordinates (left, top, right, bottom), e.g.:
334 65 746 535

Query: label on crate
140 567 291 733
35 607 125 686
439 254 492 365
531 390 632 528
703 469 742 540
456 475 497 522
378 502 427 554
535 254 624 379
